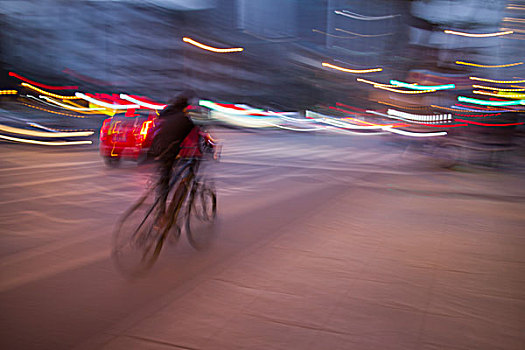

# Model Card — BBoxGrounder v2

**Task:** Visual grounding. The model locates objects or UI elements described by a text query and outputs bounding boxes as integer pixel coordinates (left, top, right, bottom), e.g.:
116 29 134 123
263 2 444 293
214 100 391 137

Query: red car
99 109 158 166
100 107 218 167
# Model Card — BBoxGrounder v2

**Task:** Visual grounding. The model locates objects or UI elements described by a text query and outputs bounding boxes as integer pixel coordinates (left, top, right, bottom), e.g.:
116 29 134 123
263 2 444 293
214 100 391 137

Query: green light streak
390 80 455 91
457 96 525 106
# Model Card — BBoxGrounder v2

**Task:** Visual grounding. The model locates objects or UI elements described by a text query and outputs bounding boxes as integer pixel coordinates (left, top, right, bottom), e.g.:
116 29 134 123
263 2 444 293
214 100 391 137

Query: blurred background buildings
0 0 522 109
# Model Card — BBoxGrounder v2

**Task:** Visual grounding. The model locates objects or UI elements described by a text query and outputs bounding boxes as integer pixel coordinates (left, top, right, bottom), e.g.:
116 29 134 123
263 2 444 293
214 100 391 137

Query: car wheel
104 156 121 168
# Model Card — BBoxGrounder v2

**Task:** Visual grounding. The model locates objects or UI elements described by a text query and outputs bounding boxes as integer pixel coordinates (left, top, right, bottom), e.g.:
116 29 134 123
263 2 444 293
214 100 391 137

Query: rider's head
167 90 197 111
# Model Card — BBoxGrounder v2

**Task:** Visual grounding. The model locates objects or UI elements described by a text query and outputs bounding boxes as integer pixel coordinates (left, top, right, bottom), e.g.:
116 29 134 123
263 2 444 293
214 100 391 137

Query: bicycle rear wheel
186 180 217 250
112 188 164 277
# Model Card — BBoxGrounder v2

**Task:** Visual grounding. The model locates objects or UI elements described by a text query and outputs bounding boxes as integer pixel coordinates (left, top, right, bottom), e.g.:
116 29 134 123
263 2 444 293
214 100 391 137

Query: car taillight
100 118 111 141
138 120 152 141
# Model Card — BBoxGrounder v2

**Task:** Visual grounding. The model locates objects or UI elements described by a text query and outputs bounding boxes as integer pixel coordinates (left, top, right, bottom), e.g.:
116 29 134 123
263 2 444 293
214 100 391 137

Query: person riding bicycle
154 90 197 218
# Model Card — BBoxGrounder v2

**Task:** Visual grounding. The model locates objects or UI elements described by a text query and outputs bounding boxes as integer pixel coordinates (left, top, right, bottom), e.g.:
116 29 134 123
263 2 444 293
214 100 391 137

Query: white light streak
39 96 105 111
75 93 139 110
334 10 399 21
0 134 92 146
119 94 167 110
0 124 93 138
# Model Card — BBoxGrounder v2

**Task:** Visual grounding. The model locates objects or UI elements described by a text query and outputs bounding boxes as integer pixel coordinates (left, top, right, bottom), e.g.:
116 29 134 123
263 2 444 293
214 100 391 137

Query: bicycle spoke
111 188 164 277
186 181 217 250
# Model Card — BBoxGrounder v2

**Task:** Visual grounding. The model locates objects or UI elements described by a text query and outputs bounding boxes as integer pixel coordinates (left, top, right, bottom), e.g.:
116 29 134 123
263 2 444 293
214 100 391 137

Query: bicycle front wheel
112 188 164 277
186 180 217 250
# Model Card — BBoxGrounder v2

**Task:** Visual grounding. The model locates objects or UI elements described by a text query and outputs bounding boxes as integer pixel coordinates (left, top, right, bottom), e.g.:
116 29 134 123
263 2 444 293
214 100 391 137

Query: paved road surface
1 129 524 349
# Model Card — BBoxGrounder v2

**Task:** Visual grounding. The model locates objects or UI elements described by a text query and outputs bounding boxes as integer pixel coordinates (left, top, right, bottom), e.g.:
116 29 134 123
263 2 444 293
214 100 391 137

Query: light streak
455 103 506 111
331 107 408 127
266 122 325 132
28 123 93 133
20 102 85 118
199 100 265 115
182 37 243 53
305 111 387 135
390 80 455 90
367 110 451 136
9 72 78 90
312 29 355 39
472 85 525 92
507 4 525 10
444 30 514 37
335 102 368 113
357 78 439 93
39 96 105 111
455 119 524 127
373 85 437 94
469 77 525 84
473 90 525 99
335 28 393 37
496 91 525 99
383 126 447 137
356 78 394 87
503 17 525 23
431 105 517 113
21 83 80 99
334 10 399 21
322 62 382 74
387 109 453 123
455 61 523 68
119 94 167 110
75 92 139 109
376 101 429 111
0 90 17 95
0 124 93 138
457 96 525 106
0 134 92 146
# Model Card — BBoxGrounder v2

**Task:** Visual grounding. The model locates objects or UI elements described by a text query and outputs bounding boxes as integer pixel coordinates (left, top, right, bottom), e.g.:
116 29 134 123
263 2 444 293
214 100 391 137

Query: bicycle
111 128 220 277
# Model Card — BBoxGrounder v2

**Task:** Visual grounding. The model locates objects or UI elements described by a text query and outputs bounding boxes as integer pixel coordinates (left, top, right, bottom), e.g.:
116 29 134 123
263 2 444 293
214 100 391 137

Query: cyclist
154 90 197 221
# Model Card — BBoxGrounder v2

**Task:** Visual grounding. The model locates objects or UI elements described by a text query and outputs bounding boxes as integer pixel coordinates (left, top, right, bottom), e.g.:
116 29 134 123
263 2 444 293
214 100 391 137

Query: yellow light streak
472 85 525 91
472 90 523 98
182 37 243 53
376 101 429 110
455 61 523 68
20 102 85 118
0 134 92 146
0 124 93 137
469 77 525 84
322 62 382 74
503 17 525 23
0 90 17 95
21 83 80 99
356 78 394 87
496 91 525 99
39 95 105 112
444 29 514 37
430 105 525 112
501 27 525 33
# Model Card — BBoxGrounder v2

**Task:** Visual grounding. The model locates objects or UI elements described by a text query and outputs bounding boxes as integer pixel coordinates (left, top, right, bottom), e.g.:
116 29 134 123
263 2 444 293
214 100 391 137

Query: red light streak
335 102 368 112
9 72 78 90
455 118 524 126
454 113 501 117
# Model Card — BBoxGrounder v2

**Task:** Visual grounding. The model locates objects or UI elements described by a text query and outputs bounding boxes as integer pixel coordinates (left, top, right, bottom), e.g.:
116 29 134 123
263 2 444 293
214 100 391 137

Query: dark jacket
155 98 195 160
